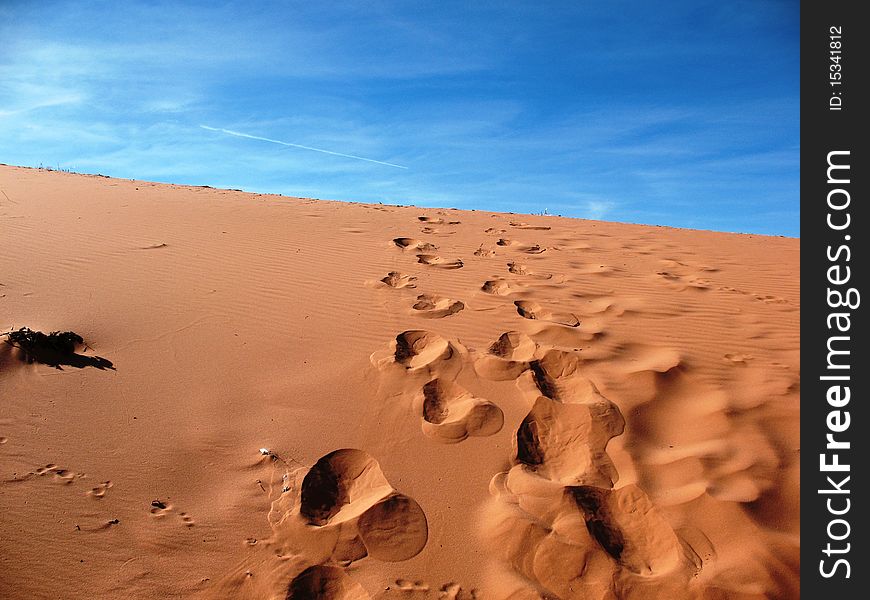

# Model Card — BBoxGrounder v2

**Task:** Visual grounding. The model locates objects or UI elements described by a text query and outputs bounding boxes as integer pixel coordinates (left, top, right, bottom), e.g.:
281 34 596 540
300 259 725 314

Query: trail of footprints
5 463 197 531
477 338 692 592
279 214 699 597
367 326 693 596
380 215 580 325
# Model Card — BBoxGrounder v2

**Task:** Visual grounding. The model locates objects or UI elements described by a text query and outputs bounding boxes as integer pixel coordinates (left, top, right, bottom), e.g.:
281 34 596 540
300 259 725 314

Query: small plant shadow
2 328 115 370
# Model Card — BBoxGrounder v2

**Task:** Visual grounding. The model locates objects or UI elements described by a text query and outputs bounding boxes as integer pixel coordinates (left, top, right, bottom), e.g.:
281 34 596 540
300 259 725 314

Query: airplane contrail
200 125 408 169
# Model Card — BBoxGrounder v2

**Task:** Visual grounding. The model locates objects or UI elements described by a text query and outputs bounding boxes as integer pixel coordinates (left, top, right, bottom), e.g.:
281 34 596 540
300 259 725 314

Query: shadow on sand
1 328 115 371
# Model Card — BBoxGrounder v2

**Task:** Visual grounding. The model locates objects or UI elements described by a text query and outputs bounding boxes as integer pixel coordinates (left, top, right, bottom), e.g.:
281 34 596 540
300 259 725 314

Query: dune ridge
0 165 799 599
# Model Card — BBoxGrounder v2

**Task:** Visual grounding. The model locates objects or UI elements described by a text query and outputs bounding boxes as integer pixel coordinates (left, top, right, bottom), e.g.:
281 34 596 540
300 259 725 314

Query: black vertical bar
802 0 867 596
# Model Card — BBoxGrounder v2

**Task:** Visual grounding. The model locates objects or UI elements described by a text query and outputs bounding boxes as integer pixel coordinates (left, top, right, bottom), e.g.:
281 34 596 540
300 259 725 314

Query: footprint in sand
724 352 753 364
473 245 495 257
520 349 610 403
86 480 113 499
394 578 429 592
566 484 684 575
299 449 428 561
514 300 580 327
521 244 547 254
753 293 789 305
418 215 460 225
390 579 475 599
380 271 418 289
34 464 86 485
568 261 621 276
149 499 195 526
515 396 623 486
507 261 553 279
416 255 464 269
394 237 438 253
412 294 465 319
372 331 502 443
509 221 551 231
150 499 173 517
418 378 503 444
656 271 712 291
286 565 370 600
472 331 538 381
370 330 459 372
480 278 525 296
488 331 538 362
485 349 688 595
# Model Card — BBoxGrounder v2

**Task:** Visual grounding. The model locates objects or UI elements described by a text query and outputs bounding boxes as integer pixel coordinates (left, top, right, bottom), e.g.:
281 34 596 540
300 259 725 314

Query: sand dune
0 165 799 599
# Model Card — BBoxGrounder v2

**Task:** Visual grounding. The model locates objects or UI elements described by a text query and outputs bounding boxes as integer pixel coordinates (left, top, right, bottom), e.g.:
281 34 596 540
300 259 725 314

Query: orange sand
0 165 799 599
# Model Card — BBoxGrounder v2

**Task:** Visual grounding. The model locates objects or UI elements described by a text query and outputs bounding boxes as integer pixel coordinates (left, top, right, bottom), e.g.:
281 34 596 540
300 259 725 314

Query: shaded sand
0 165 799 599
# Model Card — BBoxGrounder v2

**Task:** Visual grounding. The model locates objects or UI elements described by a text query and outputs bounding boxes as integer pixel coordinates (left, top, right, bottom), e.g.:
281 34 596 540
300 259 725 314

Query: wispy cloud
199 125 408 169
0 1 798 235
583 200 616 220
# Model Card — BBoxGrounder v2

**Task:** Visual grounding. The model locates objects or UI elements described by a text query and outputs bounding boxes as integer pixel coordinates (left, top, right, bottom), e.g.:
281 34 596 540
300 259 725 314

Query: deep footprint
515 396 623 486
566 484 684 575
286 565 370 600
473 331 538 381
419 378 503 443
299 449 428 561
390 330 455 370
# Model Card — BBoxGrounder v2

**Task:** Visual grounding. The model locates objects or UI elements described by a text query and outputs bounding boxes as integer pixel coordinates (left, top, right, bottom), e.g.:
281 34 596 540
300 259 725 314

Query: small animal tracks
7 463 86 485
87 480 113 499
719 285 790 305
390 579 478 599
150 498 196 527
656 270 712 291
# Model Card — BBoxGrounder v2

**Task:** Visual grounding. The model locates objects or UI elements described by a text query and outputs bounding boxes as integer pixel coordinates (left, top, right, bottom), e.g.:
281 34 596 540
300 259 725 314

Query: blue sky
0 1 799 236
